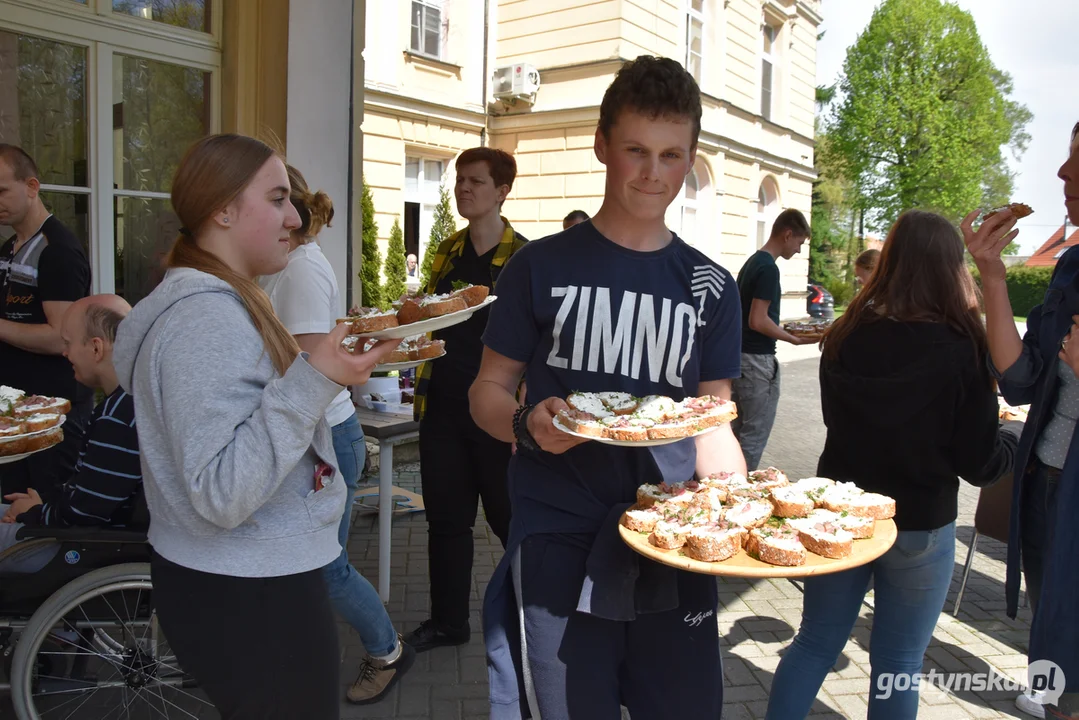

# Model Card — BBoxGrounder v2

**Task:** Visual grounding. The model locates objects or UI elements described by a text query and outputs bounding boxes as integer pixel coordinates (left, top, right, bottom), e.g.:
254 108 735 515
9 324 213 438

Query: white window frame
756 178 779 250
680 168 699 244
685 0 704 85
409 0 444 61
405 153 447 253
760 21 778 121
0 0 222 295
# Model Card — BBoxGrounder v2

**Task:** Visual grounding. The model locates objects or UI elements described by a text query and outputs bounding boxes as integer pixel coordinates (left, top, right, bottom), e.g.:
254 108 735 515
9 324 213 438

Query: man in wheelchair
0 295 141 574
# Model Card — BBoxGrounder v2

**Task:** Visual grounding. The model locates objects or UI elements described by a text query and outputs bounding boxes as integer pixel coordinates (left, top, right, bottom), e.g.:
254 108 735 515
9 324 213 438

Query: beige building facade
363 0 821 318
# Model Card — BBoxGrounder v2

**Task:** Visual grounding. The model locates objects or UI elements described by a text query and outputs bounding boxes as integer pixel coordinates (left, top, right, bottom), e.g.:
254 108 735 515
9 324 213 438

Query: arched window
756 177 780 249
681 168 699 243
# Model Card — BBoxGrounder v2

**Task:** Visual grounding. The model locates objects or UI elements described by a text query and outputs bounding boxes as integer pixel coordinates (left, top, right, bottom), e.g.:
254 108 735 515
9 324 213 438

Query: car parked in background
807 284 835 319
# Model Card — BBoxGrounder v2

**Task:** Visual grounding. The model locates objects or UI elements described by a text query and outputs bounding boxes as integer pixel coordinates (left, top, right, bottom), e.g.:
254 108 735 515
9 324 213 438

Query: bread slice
688 486 727 522
597 391 638 415
23 413 61 433
847 492 896 520
646 417 697 440
680 396 739 428
984 202 1033 222
601 415 653 441
795 519 854 559
749 466 790 491
345 308 399 334
634 395 678 422
724 499 773 529
792 477 836 502
0 385 26 415
22 426 63 454
451 284 490 307
621 507 664 533
14 395 71 417
555 409 607 438
420 294 468 318
396 298 425 325
409 338 445 361
566 392 613 419
795 509 875 540
0 417 27 455
650 519 692 550
684 522 746 562
746 523 806 566
770 485 815 518
819 482 864 512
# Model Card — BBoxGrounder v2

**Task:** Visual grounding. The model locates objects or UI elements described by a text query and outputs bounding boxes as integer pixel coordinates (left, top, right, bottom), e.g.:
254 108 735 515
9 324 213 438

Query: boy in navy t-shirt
469 56 746 719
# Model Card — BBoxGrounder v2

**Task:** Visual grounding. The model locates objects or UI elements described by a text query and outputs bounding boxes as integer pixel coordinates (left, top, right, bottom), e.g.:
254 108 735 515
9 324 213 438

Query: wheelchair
0 518 208 719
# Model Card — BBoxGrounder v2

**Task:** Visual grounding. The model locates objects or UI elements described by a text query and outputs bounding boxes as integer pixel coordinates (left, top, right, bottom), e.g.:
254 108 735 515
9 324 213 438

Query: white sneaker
1016 691 1047 719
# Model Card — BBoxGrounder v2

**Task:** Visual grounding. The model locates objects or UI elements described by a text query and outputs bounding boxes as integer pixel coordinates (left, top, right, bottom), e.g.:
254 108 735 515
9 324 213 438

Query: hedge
1004 266 1053 318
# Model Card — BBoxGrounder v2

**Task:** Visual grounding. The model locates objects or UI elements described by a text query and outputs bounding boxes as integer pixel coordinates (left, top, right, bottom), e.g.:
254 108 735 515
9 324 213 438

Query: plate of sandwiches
337 284 495 341
552 392 738 446
0 386 70 461
783 320 832 340
618 469 897 577
998 396 1029 423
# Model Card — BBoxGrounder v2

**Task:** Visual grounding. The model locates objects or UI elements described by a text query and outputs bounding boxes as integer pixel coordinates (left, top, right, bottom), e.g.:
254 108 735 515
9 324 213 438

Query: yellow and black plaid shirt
413 217 527 420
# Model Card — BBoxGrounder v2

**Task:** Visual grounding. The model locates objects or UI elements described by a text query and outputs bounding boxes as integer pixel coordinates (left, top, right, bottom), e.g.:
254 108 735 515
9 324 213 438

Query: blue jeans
767 522 956 720
326 413 397 657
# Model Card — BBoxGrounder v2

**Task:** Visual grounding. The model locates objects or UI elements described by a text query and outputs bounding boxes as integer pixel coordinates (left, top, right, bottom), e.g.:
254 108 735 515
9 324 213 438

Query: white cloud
818 0 1079 253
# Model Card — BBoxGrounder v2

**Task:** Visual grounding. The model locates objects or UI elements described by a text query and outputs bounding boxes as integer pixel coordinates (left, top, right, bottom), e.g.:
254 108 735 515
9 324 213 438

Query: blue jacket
996 245 1079 691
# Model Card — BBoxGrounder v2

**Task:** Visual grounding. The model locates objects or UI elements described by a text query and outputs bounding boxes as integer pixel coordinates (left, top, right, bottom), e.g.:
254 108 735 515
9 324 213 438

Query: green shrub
823 278 855 308
1004 265 1052 318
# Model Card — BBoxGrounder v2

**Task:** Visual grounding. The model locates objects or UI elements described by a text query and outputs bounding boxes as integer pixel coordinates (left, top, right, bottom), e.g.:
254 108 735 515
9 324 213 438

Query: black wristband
513 403 540 452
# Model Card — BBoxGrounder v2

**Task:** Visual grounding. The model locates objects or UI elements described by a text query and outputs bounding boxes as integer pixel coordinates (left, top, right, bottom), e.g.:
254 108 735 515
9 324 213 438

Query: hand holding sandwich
307 322 400 388
527 397 591 454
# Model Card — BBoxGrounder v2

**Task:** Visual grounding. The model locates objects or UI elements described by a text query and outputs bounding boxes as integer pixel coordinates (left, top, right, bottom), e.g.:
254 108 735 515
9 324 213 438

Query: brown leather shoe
346 640 416 705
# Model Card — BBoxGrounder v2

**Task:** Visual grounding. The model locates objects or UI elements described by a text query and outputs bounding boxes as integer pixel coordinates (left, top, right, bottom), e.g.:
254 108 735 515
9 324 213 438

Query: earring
223 217 229 224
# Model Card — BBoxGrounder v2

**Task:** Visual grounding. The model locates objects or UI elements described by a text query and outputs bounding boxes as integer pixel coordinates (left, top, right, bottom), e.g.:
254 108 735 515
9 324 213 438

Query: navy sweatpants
517 533 723 720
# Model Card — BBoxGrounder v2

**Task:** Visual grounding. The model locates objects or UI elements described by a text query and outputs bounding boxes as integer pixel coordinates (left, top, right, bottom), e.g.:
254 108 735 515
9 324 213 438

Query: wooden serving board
619 514 897 578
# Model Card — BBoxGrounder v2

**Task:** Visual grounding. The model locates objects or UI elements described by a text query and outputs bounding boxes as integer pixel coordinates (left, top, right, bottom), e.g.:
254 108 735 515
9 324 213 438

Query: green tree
383 218 408 304
828 0 1032 232
420 183 457 289
359 177 383 309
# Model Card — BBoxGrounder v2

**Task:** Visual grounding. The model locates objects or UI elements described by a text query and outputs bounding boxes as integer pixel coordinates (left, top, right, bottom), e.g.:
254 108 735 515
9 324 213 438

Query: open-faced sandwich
983 202 1034 222
746 520 807 567
450 282 490 308
338 307 399 334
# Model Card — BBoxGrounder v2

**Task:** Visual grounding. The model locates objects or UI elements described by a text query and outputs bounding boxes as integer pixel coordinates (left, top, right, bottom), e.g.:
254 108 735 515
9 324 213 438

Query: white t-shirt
260 242 355 427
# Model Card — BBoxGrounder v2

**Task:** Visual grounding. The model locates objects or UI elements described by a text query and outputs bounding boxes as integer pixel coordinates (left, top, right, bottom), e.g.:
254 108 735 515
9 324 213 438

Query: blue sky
817 0 1079 254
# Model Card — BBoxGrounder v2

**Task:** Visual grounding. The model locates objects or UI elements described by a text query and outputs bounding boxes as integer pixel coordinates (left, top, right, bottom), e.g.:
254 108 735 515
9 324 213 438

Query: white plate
0 415 67 445
351 295 497 340
374 350 447 372
0 415 66 463
551 415 720 447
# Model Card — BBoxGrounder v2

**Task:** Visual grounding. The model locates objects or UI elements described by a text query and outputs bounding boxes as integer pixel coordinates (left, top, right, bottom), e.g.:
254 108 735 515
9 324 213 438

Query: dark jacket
995 244 1079 692
818 318 1016 532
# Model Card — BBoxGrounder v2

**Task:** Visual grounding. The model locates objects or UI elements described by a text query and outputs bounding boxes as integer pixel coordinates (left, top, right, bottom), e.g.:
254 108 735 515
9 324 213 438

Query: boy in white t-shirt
260 166 413 705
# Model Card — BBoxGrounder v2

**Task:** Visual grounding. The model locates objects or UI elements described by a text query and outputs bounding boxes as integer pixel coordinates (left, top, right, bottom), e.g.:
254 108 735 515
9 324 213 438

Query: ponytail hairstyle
166 134 300 375
286 164 335 242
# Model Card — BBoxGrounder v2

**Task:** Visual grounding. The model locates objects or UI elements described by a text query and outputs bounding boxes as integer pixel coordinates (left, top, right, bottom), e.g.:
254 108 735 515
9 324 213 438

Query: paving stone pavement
0 354 1034 719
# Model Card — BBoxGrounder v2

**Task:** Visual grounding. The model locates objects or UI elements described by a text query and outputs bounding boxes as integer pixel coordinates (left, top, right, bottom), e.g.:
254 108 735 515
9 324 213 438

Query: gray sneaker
346 640 416 705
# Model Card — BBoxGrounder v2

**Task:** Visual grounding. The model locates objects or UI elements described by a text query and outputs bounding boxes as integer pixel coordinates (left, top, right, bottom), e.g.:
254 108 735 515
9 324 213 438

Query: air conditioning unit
492 63 540 104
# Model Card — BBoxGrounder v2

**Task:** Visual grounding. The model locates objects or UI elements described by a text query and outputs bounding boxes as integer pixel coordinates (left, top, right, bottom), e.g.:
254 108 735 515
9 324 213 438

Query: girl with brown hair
260 165 414 705
766 210 1019 719
113 134 398 719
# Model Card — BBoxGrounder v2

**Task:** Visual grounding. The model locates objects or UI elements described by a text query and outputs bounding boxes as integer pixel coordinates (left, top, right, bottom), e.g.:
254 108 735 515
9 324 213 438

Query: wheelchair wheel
10 563 212 719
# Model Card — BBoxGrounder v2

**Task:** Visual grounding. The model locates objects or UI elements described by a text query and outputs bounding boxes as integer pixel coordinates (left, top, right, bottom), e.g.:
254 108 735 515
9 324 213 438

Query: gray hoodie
113 268 347 577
